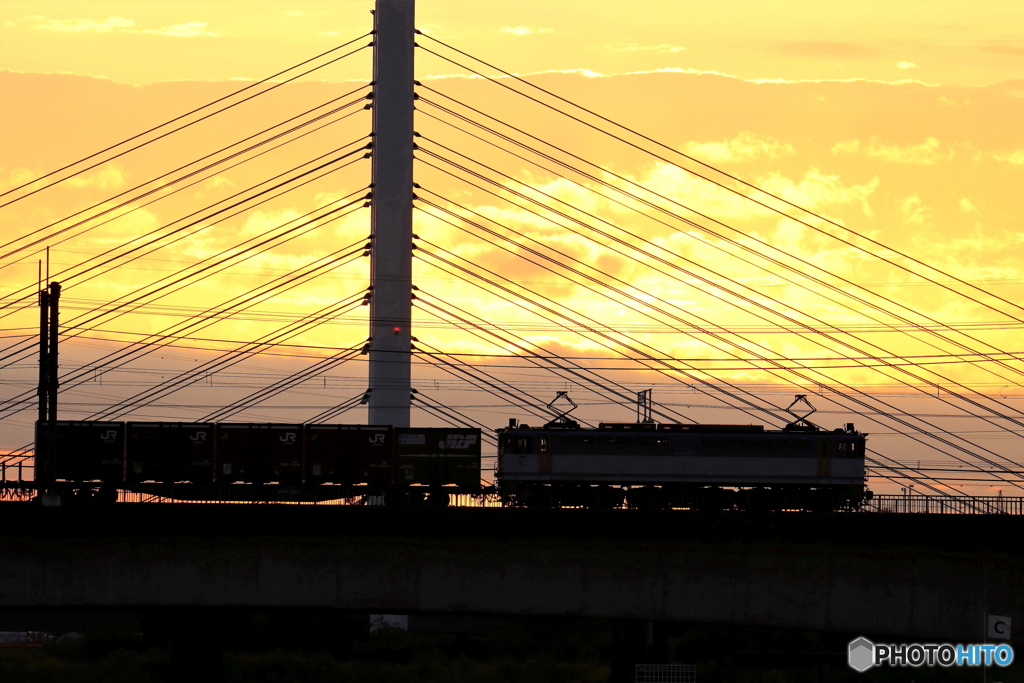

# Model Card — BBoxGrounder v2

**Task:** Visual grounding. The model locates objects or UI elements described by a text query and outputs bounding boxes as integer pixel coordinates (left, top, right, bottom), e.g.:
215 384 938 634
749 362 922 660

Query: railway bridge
0 502 1019 642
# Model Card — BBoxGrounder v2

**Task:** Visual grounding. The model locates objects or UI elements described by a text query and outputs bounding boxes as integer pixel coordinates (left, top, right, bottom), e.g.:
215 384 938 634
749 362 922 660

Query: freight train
35 421 481 505
34 408 868 511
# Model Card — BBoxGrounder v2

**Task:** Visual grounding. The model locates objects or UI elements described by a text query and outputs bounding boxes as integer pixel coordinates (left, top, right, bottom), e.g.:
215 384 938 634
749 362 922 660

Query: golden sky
1 1 1022 494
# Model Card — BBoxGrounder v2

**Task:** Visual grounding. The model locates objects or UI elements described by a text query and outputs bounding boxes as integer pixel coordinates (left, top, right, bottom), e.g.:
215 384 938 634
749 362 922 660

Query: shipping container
215 423 303 484
394 427 481 488
125 422 215 483
35 420 124 483
304 424 393 486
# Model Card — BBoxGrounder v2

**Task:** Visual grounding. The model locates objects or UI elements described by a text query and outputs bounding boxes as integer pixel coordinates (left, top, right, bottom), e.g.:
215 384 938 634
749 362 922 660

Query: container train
34 410 868 510
35 421 481 504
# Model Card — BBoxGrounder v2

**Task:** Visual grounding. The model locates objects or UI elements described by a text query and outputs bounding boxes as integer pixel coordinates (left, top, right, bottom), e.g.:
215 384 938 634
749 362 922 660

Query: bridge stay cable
412 308 617 426
413 102 1024 393
0 179 370 374
0 140 372 324
413 163 1024 445
0 225 368 419
411 117 1024 431
413 256 972 495
412 206 1024 486
413 161 1024 445
415 92 1024 389
415 240 792 429
2 282 367 454
0 89 372 261
414 35 1024 321
0 35 372 207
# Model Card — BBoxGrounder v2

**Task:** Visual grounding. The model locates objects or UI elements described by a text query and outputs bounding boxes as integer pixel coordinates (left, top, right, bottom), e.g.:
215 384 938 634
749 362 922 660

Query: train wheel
737 487 773 513
695 487 728 512
427 488 450 507
584 485 622 510
71 487 95 503
96 486 118 504
524 485 554 509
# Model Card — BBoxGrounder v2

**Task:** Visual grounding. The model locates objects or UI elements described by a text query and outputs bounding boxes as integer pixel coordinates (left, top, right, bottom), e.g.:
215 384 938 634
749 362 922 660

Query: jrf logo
440 434 478 449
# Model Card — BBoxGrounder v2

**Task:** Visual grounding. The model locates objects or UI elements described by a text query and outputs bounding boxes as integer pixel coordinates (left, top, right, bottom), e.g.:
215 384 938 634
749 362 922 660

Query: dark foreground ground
0 610 1019 683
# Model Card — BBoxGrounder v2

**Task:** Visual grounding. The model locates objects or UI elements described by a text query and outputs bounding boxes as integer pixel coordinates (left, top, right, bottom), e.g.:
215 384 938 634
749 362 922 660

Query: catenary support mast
368 0 415 427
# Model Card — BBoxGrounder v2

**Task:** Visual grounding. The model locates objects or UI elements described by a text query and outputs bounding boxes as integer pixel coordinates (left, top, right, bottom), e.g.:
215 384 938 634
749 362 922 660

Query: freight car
496 419 868 511
34 421 481 503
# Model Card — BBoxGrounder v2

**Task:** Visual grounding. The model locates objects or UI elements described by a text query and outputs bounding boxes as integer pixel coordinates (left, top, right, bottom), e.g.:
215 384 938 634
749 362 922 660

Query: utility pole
47 281 61 421
37 286 49 423
368 0 415 427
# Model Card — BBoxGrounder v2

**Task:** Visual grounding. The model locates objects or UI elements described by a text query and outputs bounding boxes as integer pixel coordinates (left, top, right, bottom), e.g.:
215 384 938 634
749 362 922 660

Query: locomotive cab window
539 437 549 454
513 437 533 454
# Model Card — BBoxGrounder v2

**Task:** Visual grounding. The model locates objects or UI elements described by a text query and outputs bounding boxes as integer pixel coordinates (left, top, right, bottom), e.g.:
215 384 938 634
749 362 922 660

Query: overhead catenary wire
0 211 369 420
416 294 688 426
199 348 363 422
307 391 369 424
89 292 369 421
1 265 369 455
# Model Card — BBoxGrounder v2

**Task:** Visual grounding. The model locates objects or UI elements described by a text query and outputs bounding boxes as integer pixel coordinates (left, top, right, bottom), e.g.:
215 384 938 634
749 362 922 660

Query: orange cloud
500 26 553 36
831 137 952 164
681 132 795 163
23 14 134 33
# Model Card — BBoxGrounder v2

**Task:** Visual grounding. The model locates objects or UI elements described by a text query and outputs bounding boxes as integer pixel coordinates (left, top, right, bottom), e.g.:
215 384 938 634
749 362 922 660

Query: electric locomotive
496 395 868 511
